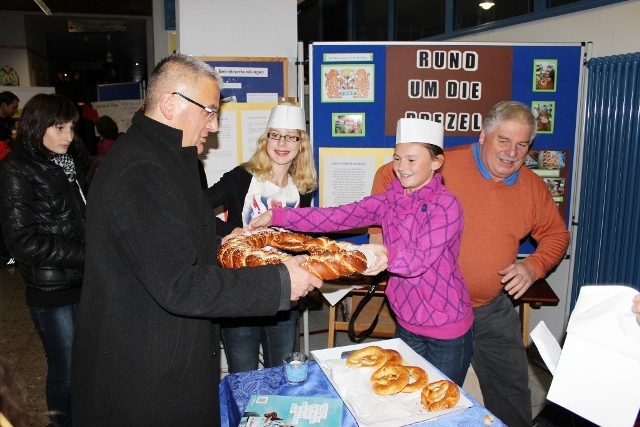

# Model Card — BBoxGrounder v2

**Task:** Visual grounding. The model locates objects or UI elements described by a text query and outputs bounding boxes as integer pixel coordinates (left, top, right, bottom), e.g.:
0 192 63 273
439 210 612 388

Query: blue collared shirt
472 142 520 186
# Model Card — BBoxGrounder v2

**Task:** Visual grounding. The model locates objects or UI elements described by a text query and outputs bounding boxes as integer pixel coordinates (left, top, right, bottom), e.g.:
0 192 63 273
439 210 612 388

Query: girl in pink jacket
251 118 473 386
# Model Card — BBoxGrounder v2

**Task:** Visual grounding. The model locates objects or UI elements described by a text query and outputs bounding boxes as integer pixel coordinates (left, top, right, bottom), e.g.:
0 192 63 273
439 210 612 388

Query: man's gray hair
482 101 537 142
145 53 223 112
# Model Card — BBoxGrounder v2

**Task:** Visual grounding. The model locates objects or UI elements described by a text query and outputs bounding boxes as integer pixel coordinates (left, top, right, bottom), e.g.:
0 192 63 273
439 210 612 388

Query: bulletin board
310 42 585 251
199 56 288 103
97 82 142 101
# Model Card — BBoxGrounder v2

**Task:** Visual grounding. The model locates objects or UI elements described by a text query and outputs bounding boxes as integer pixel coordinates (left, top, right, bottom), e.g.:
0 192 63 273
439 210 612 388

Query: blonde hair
243 129 317 195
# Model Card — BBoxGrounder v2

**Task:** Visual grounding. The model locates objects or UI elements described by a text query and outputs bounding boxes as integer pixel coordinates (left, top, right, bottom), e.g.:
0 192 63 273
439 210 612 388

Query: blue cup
283 352 308 385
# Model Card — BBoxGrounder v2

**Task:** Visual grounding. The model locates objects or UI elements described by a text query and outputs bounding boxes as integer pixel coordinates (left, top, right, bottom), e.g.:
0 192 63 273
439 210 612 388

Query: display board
310 42 584 251
199 57 288 103
91 99 145 133
97 82 142 101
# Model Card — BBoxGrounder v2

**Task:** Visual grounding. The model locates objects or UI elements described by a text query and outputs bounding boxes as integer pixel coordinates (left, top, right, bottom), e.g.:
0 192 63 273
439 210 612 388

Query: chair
326 278 395 348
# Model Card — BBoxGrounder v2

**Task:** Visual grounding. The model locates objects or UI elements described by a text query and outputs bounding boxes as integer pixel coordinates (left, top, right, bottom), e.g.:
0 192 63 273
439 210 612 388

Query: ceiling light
33 0 53 15
479 2 495 10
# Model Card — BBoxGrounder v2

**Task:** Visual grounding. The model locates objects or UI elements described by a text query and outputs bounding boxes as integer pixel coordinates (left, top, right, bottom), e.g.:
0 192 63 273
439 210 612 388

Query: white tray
311 338 472 427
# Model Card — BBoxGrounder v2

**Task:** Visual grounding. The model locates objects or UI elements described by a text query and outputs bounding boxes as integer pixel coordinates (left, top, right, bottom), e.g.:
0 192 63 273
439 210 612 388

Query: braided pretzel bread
370 364 410 395
421 380 460 411
217 230 368 280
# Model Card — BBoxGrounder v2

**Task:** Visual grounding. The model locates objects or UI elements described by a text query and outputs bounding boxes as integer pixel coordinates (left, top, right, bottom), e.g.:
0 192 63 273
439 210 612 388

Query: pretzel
385 349 403 365
370 364 410 395
217 230 368 280
401 366 428 393
541 151 561 168
346 346 388 370
421 380 460 411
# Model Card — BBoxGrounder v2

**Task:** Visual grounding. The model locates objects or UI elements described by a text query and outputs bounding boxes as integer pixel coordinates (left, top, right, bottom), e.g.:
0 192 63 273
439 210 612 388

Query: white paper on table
312 339 472 427
545 285 640 427
530 321 561 375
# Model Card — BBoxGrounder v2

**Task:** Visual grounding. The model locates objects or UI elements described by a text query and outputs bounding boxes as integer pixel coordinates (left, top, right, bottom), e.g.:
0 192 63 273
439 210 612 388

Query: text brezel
404 111 483 132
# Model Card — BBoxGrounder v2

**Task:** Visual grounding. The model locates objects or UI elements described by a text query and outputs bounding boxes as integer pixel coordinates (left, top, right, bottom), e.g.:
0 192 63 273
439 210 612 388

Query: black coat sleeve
205 166 251 236
110 160 286 318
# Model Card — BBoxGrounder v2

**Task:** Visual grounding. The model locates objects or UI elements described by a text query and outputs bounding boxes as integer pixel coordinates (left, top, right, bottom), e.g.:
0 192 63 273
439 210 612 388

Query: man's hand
248 210 273 230
633 294 640 325
283 255 323 301
358 243 388 276
220 227 246 245
499 261 536 299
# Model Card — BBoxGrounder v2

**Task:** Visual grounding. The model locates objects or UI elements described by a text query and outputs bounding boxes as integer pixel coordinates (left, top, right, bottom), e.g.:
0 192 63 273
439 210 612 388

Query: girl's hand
221 227 246 245
248 210 273 230
358 243 388 276
633 294 640 324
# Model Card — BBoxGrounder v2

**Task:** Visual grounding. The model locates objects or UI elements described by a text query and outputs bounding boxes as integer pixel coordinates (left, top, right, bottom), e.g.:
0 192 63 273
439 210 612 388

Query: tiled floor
0 265 50 426
0 267 551 425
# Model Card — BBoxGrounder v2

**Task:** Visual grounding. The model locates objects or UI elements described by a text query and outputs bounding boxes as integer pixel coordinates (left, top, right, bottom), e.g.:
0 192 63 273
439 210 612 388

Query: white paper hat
395 118 444 148
266 104 306 131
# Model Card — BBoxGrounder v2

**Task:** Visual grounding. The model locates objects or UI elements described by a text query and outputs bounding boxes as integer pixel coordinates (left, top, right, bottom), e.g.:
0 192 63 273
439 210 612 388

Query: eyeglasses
267 132 301 142
172 92 218 122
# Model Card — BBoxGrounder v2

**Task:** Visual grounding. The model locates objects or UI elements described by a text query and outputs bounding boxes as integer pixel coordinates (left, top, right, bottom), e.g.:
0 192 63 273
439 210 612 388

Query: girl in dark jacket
0 93 87 427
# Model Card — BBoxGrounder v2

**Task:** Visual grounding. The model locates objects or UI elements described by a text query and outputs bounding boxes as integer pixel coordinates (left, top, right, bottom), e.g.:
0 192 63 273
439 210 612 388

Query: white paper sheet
319 283 365 306
530 321 561 375
543 285 640 427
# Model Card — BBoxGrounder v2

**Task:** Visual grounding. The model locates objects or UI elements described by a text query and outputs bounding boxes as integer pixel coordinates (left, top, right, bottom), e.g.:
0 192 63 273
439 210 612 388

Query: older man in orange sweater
370 101 569 427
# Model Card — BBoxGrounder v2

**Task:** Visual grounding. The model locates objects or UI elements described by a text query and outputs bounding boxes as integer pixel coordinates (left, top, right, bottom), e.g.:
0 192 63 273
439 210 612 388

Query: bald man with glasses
71 54 322 427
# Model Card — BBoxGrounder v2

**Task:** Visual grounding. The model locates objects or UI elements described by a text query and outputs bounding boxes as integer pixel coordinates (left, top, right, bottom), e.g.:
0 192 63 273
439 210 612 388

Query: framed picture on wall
533 59 557 92
532 101 555 134
332 113 365 136
321 65 375 102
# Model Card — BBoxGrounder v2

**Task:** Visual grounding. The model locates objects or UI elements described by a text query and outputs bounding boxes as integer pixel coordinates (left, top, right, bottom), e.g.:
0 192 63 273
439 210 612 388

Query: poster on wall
384 46 512 136
199 102 277 187
310 41 584 250
199 57 288 103
321 64 375 102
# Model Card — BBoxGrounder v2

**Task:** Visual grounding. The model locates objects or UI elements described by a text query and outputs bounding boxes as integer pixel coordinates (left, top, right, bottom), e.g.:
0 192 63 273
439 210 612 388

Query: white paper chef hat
266 104 306 131
395 118 444 148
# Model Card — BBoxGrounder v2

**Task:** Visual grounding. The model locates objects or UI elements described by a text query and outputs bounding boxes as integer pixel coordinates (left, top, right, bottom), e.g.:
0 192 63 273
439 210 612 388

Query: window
548 0 581 7
323 0 349 41
355 0 388 40
396 0 446 40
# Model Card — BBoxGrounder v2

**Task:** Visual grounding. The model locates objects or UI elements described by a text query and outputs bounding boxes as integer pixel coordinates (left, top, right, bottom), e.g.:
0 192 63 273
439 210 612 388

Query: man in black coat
71 54 323 426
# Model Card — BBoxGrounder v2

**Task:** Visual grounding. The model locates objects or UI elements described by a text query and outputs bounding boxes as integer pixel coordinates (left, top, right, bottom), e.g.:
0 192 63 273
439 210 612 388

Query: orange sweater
371 144 569 308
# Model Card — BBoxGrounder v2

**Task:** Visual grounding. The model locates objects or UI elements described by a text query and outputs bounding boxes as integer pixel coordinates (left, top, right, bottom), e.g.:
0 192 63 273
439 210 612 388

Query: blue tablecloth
220 361 506 427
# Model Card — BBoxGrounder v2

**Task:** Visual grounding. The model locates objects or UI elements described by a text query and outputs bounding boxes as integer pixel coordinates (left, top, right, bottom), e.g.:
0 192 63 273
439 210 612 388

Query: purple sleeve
270 196 385 232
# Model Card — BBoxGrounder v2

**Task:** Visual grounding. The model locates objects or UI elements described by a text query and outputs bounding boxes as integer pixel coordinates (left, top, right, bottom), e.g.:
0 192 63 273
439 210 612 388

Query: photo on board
532 101 555 134
332 113 366 136
533 59 558 92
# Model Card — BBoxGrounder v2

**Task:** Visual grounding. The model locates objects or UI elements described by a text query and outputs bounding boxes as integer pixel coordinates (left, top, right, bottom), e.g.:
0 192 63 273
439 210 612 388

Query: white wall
0 11 30 86
449 1 640 59
152 0 173 66
451 0 640 344
176 0 299 97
